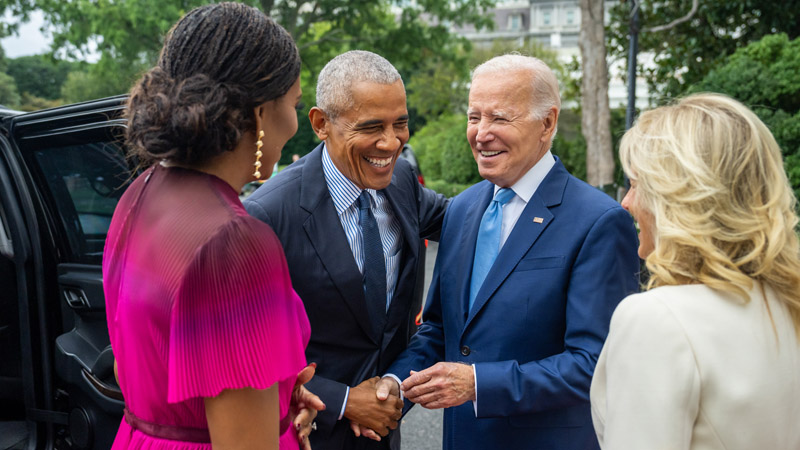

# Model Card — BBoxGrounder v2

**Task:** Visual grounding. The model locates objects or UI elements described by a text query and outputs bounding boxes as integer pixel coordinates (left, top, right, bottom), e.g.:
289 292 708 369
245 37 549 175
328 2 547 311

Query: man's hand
348 377 402 441
344 377 403 437
376 376 400 401
400 362 475 409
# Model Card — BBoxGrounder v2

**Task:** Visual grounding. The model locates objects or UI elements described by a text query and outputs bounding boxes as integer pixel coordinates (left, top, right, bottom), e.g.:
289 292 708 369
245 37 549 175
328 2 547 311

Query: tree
579 0 613 189
0 0 495 92
0 72 20 107
608 0 800 102
6 55 75 99
690 33 800 199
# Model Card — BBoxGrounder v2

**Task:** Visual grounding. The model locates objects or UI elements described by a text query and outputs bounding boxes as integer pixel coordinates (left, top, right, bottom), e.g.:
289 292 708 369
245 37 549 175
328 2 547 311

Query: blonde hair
620 93 800 334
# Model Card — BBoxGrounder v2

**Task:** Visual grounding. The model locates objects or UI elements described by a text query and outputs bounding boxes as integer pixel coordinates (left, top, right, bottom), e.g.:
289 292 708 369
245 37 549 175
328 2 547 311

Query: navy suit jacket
387 159 640 450
244 144 448 450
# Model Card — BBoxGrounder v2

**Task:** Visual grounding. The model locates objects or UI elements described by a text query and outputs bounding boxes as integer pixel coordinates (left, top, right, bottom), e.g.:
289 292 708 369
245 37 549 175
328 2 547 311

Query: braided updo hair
125 2 300 167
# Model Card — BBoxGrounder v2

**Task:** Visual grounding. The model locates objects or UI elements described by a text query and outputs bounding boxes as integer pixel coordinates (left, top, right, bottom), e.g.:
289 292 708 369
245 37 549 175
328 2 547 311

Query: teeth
365 156 392 168
480 151 501 157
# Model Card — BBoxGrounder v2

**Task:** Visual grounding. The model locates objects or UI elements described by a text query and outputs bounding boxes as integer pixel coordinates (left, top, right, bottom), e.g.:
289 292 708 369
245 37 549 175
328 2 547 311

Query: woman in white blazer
590 93 800 450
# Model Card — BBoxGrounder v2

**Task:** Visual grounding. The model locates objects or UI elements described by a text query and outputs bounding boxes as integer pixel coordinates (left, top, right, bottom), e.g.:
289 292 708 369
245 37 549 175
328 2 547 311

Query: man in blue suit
244 51 448 450
377 55 640 449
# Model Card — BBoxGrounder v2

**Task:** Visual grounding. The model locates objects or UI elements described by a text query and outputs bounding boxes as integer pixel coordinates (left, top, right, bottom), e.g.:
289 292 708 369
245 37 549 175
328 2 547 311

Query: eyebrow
466 109 510 118
355 115 409 128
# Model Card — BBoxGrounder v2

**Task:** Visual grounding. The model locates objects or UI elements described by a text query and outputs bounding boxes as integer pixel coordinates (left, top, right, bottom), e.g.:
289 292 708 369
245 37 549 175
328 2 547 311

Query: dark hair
125 2 300 166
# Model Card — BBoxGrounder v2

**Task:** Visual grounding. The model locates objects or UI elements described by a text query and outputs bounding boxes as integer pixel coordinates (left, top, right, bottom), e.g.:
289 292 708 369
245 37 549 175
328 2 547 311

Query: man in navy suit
377 55 640 449
244 51 447 450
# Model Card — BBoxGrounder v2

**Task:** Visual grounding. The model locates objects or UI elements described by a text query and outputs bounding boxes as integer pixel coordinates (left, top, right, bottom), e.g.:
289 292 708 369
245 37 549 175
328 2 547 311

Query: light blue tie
469 188 515 311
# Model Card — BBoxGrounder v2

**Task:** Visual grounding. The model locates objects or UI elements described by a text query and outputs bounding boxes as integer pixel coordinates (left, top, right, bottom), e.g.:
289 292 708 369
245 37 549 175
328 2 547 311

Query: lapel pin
533 217 544 223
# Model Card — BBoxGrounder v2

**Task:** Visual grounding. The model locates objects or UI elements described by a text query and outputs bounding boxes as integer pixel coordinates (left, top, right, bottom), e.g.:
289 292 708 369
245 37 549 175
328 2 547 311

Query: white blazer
591 283 800 449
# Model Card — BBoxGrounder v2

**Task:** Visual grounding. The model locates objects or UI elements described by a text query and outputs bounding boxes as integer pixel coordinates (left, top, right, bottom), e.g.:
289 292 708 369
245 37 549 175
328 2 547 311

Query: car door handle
82 368 124 402
63 287 90 309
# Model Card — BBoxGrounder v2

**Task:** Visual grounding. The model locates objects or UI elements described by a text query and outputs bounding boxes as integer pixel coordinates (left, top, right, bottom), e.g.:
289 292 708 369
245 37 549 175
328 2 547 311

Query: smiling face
467 69 557 188
312 80 409 190
620 180 655 259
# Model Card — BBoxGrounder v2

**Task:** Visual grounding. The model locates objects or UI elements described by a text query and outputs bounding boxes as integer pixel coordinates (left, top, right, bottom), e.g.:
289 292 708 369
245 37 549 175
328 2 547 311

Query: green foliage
16 92 62 111
691 33 800 198
608 0 800 102
0 71 20 107
6 55 75 99
0 1 495 99
60 70 124 103
424 179 473 197
409 113 480 185
553 107 629 186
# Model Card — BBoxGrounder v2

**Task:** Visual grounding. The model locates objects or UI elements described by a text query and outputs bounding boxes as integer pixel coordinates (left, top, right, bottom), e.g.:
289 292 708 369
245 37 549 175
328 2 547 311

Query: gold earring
253 130 264 179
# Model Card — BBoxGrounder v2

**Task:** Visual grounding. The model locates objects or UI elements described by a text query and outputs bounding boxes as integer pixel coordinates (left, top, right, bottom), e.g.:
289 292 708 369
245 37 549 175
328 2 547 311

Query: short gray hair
473 54 561 121
316 50 403 119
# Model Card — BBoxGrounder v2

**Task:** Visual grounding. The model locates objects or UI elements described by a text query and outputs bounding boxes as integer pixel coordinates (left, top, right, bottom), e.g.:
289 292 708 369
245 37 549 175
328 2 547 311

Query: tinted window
30 134 130 264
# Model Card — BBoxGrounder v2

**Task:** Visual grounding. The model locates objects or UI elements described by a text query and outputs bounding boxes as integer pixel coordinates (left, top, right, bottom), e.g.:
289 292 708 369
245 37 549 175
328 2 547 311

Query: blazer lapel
383 179 419 270
299 145 380 344
458 182 494 330
375 174 419 350
464 161 569 330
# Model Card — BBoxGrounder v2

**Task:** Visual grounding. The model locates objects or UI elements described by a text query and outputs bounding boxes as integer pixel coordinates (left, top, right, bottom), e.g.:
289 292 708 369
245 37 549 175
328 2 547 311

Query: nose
621 189 633 212
475 118 494 143
376 127 400 151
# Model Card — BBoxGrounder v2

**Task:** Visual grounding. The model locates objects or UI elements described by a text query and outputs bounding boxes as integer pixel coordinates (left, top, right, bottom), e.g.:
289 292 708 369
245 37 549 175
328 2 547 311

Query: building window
566 9 575 25
508 13 522 31
543 10 551 26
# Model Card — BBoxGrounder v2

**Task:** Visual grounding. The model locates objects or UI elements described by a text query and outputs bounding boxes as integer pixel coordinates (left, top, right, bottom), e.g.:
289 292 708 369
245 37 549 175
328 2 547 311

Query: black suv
0 96 131 449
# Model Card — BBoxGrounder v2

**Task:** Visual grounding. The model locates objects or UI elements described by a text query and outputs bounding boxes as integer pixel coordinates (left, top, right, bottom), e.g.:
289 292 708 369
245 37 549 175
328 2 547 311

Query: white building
454 0 649 109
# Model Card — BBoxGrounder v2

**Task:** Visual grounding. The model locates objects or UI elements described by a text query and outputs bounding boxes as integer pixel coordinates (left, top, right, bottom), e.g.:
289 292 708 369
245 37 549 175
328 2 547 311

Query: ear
308 107 329 140
540 106 559 142
253 104 267 136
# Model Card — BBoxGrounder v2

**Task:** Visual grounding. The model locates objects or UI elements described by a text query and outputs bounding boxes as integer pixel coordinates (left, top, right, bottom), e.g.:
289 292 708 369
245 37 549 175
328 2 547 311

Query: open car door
1 96 132 449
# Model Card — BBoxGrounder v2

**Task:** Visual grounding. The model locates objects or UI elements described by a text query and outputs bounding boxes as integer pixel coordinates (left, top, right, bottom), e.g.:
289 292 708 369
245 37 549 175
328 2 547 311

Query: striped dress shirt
321 145 403 310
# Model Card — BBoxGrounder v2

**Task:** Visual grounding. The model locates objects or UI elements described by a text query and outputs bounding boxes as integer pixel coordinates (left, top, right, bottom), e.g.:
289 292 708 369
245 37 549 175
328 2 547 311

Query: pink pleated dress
103 164 310 449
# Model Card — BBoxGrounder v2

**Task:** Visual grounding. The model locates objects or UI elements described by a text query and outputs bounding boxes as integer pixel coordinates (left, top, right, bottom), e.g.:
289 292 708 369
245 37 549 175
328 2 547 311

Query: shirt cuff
472 364 478 416
338 386 350 420
383 374 404 401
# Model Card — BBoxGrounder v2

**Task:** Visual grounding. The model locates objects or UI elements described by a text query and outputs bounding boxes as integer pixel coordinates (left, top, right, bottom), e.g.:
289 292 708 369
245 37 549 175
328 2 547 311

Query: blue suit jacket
244 144 448 450
387 160 640 450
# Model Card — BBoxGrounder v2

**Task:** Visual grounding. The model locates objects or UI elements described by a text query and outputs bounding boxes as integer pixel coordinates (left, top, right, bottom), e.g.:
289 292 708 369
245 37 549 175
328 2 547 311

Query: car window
28 135 131 264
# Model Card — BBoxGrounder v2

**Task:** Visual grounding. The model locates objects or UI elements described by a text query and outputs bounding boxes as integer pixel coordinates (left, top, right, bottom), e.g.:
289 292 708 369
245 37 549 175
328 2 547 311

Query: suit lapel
377 173 419 350
458 182 494 330
299 145 380 344
463 161 569 331
383 179 419 269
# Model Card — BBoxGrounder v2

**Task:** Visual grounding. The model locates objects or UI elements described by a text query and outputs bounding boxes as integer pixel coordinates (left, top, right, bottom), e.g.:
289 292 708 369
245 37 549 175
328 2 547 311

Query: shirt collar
494 150 556 203
322 144 376 215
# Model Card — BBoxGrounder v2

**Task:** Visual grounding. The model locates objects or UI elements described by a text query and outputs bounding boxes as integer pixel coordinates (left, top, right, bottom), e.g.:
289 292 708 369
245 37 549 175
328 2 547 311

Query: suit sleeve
474 206 640 417
244 197 349 435
385 203 451 413
591 294 700 449
415 181 449 241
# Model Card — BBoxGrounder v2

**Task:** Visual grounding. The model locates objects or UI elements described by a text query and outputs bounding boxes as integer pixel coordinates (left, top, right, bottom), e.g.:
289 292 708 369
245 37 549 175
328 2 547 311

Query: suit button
460 345 471 356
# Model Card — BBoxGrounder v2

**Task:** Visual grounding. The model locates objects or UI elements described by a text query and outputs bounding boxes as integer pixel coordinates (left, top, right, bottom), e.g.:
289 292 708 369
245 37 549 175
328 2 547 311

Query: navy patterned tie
358 191 387 313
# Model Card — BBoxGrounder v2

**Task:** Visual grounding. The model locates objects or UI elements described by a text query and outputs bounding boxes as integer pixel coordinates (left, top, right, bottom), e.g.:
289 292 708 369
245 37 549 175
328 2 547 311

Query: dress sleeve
592 292 700 449
167 216 309 404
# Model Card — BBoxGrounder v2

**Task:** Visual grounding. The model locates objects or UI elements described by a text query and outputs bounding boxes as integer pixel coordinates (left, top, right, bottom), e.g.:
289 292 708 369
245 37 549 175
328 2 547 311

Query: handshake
344 362 476 441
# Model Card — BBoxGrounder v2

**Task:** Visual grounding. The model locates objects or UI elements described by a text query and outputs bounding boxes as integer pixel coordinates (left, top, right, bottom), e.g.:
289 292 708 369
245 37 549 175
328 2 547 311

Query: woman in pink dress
103 3 323 448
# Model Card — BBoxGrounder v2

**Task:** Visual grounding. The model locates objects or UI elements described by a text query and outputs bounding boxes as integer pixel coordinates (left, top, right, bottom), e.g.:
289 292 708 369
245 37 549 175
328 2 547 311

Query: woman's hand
292 363 325 449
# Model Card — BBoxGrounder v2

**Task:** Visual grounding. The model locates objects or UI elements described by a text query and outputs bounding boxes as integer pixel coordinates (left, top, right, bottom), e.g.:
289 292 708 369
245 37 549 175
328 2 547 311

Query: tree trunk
578 0 614 188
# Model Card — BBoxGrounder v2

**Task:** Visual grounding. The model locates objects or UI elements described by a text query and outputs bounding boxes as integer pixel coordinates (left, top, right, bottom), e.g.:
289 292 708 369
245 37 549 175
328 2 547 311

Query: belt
124 408 211 443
